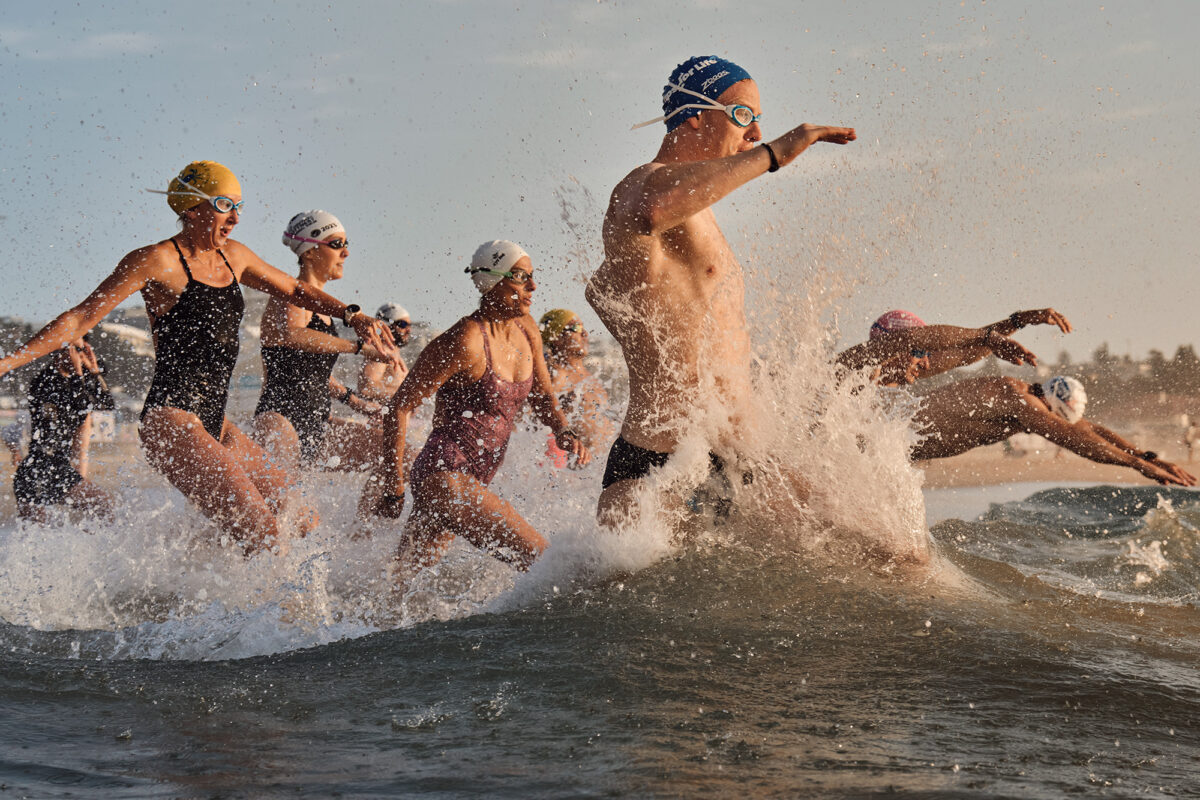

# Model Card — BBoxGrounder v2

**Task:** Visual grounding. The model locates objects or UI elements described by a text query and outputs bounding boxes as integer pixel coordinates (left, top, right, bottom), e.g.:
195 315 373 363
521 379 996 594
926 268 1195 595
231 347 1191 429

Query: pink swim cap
869 310 926 340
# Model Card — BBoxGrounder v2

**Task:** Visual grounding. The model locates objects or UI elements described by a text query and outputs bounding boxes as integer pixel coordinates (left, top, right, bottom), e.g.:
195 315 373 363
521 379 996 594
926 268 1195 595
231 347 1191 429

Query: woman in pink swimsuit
362 240 590 577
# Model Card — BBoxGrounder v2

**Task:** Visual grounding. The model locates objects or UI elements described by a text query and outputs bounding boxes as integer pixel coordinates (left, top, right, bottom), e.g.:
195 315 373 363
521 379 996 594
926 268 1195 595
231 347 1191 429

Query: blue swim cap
662 55 754 132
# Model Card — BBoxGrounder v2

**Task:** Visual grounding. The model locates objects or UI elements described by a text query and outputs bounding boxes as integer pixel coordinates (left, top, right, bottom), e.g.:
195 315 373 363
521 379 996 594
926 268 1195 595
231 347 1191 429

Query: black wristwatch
761 142 780 173
1142 450 1158 461
342 304 362 325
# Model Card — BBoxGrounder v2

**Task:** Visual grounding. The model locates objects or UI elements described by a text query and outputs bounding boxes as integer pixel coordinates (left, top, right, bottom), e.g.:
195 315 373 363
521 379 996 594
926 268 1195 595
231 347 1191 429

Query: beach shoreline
917 440 1196 489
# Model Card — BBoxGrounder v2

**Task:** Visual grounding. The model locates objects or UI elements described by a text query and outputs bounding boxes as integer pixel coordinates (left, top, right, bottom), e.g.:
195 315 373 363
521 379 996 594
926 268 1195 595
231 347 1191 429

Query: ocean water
3 295 1199 797
3 427 1200 797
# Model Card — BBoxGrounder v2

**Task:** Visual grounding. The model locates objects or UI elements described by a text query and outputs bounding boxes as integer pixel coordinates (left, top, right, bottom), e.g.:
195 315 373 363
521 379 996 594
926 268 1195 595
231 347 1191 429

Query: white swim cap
467 240 529 294
376 302 410 324
1041 376 1088 424
283 210 344 256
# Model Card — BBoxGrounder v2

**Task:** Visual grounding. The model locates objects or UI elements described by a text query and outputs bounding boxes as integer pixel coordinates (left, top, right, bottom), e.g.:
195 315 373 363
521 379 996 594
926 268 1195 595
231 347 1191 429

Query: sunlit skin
0 185 398 554
361 257 591 578
587 77 855 526
544 317 614 451
358 317 412 403
254 230 401 474
912 376 1196 487
855 308 1073 387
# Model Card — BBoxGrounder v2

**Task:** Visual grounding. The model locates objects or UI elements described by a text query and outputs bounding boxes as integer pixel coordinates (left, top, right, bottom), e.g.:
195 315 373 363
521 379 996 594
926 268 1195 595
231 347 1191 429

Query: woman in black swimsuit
0 161 394 553
253 210 389 471
13 337 115 522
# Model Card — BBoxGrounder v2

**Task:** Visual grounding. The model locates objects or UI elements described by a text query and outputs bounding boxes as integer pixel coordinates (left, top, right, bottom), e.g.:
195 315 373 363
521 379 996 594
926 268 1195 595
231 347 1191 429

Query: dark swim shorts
601 436 671 489
601 436 755 492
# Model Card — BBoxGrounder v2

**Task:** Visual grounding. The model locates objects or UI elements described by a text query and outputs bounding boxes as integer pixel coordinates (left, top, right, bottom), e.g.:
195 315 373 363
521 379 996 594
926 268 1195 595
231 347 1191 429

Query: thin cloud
8 30 160 60
0 27 35 46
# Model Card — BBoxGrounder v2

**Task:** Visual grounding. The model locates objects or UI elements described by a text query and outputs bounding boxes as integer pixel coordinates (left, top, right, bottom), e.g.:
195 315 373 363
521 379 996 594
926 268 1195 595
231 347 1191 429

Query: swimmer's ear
684 116 702 130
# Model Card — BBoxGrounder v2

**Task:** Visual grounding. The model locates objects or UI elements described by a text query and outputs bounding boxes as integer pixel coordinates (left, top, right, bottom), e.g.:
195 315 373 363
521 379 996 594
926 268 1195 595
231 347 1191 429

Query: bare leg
140 408 288 554
398 471 548 576
234 417 317 535
596 478 643 529
64 479 114 521
322 416 382 472
251 411 302 484
72 414 93 479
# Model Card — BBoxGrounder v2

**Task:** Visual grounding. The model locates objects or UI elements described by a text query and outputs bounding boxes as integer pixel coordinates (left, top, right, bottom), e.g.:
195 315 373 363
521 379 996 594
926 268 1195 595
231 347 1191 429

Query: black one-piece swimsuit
141 238 244 440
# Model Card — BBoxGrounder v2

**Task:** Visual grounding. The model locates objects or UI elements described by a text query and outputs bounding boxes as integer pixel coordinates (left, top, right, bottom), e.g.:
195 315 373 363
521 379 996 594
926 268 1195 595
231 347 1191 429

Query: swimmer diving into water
362 241 590 577
0 161 396 554
912 375 1196 486
839 308 1073 387
586 54 856 526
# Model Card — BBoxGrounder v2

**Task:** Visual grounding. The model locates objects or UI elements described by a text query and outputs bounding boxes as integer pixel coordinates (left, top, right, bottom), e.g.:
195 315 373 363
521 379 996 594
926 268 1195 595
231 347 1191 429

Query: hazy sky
1 1 1196 362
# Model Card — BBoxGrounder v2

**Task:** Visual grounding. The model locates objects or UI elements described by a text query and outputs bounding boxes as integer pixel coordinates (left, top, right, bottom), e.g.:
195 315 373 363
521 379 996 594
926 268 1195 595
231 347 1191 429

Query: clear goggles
146 181 243 213
632 81 762 131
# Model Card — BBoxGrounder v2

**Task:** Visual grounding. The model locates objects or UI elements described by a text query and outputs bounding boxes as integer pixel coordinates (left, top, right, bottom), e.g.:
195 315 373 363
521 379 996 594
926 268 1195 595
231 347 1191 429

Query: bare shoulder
216 238 264 277
607 163 664 218
436 316 482 353
515 313 542 341
116 239 181 284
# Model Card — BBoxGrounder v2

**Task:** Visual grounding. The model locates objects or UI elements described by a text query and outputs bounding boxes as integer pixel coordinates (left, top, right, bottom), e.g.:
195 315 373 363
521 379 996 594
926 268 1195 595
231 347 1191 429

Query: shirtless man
912 375 1195 486
586 55 855 525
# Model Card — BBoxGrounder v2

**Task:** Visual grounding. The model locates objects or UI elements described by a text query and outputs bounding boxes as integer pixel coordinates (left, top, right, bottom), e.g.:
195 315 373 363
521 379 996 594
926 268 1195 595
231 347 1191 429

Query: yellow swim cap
165 161 241 215
539 309 579 346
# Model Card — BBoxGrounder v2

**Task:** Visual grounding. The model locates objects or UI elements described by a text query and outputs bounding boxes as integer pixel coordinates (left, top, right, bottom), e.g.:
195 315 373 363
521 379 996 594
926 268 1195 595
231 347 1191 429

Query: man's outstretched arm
627 124 856 235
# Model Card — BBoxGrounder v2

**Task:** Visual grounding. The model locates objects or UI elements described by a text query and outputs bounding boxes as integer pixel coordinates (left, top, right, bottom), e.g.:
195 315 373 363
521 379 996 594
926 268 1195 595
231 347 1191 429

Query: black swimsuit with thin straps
141 238 244 440
254 313 341 463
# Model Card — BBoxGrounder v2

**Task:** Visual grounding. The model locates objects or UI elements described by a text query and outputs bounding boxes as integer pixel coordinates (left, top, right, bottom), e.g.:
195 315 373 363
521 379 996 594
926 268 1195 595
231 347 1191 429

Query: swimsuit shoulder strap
169 238 195 280
216 248 236 281
474 316 494 371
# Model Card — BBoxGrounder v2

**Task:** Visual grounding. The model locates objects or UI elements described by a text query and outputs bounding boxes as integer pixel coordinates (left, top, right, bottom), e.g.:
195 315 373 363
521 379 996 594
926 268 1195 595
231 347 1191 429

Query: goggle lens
212 196 244 213
730 105 761 127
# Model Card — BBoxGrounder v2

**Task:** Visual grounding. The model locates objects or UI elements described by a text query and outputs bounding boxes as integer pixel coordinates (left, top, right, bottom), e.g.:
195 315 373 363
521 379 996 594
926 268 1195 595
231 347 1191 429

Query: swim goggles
284 232 350 250
632 81 763 130
145 182 244 214
390 319 411 330
562 321 584 333
472 267 534 286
